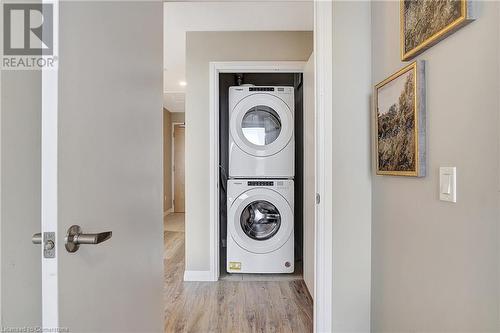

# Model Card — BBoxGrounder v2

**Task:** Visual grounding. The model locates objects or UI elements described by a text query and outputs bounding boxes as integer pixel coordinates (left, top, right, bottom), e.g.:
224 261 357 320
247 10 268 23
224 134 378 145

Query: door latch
316 193 321 204
32 232 56 258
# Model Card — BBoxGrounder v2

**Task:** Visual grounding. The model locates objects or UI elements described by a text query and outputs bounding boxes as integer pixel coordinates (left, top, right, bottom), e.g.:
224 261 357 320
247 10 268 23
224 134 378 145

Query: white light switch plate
439 167 456 203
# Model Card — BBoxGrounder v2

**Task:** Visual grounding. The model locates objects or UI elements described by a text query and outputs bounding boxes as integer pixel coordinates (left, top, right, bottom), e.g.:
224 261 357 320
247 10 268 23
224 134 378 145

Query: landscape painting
375 61 426 177
401 0 475 60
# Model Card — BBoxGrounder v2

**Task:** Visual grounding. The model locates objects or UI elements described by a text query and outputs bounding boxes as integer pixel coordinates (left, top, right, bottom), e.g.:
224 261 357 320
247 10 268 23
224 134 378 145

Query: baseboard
164 208 174 216
183 270 215 282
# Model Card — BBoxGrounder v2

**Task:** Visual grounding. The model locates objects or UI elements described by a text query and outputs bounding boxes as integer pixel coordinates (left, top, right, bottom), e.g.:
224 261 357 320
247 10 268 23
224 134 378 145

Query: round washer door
230 94 293 157
228 188 293 254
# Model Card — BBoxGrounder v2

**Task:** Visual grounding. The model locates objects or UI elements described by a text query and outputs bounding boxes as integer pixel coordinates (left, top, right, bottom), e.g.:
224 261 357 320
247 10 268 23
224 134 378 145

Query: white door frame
41 0 60 328
313 1 333 332
208 60 306 282
207 6 333 333
208 7 333 333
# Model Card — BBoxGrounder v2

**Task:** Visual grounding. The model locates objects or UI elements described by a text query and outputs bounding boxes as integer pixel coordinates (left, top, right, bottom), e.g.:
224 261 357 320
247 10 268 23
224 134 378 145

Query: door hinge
316 193 321 204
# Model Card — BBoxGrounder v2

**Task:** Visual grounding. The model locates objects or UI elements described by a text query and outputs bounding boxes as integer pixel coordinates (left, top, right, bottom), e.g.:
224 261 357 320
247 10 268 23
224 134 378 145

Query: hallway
163 213 313 332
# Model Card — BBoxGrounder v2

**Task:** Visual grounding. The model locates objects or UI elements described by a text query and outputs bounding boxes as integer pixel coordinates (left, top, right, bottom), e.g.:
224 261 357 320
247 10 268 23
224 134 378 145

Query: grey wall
331 2 373 331
371 1 500 332
185 31 313 271
0 71 42 327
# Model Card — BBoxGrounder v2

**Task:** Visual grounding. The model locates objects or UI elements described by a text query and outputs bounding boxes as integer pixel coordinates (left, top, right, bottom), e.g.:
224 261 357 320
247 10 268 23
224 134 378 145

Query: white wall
371 1 500 331
303 53 315 295
185 31 313 272
330 2 372 331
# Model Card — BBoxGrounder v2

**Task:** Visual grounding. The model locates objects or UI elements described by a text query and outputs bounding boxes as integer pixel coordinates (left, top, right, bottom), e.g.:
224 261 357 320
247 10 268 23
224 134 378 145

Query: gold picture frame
401 0 475 61
374 61 426 177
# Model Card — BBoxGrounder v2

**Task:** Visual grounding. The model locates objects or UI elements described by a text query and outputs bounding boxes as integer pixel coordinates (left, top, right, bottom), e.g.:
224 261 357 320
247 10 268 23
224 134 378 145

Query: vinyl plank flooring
164 213 313 333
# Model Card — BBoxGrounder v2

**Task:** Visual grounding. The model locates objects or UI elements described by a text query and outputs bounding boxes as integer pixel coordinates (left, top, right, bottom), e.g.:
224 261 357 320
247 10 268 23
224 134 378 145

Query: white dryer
229 86 295 178
226 179 294 274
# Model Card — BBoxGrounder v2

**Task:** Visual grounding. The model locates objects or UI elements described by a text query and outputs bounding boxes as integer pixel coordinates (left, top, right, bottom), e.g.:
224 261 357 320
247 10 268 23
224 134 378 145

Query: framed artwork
401 0 475 61
374 61 426 177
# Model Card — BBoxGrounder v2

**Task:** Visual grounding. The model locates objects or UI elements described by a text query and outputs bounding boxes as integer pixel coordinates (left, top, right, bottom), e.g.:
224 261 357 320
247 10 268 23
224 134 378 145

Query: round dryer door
228 188 293 254
230 94 293 157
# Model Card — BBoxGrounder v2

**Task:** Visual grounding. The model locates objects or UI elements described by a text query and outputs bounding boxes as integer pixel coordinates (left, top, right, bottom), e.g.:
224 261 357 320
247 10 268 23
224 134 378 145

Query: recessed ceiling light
179 81 187 87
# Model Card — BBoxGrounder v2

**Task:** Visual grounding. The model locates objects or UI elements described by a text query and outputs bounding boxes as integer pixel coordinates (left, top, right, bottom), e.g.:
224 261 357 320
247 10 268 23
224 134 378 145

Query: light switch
439 167 456 203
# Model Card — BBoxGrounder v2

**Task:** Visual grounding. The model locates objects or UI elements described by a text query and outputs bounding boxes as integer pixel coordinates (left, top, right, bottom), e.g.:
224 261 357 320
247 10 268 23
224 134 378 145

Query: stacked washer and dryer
226 85 295 274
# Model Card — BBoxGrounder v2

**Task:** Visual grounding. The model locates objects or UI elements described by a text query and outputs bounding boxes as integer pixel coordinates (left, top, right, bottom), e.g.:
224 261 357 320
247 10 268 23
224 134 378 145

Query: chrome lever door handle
73 232 112 244
65 225 112 253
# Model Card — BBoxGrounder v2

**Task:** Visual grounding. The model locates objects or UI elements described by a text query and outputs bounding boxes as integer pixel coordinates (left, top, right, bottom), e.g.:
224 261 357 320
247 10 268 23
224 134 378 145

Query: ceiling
163 1 313 112
164 0 312 3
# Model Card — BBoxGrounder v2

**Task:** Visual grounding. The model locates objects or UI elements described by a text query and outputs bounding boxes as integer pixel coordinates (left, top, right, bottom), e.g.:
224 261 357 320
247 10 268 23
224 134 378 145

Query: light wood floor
163 213 313 333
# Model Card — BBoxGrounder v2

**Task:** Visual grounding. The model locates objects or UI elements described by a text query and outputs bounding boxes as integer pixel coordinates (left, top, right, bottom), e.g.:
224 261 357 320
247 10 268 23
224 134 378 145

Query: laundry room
183 31 315 288
218 73 306 279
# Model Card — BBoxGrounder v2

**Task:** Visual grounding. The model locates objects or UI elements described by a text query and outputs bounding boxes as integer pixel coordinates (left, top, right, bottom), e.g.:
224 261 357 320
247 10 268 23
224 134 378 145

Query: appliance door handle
262 213 280 220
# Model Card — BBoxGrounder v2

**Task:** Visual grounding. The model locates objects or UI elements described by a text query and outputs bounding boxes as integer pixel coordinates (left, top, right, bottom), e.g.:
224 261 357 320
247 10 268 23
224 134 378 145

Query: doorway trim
41 0 60 328
313 1 333 332
208 61 306 281
207 4 333 332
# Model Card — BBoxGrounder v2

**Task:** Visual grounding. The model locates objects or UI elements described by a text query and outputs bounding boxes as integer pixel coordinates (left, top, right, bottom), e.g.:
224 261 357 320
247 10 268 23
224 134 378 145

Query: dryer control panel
249 87 275 92
231 86 293 94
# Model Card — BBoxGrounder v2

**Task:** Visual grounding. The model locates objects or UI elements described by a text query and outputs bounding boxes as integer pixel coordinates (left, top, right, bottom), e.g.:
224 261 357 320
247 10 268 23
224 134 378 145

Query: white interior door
41 2 164 331
173 124 185 212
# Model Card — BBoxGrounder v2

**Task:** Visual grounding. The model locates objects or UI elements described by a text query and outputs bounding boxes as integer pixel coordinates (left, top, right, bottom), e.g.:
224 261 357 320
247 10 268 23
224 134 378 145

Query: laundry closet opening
218 72 306 282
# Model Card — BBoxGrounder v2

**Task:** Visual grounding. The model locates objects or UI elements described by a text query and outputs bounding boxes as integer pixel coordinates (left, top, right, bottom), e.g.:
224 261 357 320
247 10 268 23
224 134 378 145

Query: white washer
229 86 295 178
226 179 294 274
